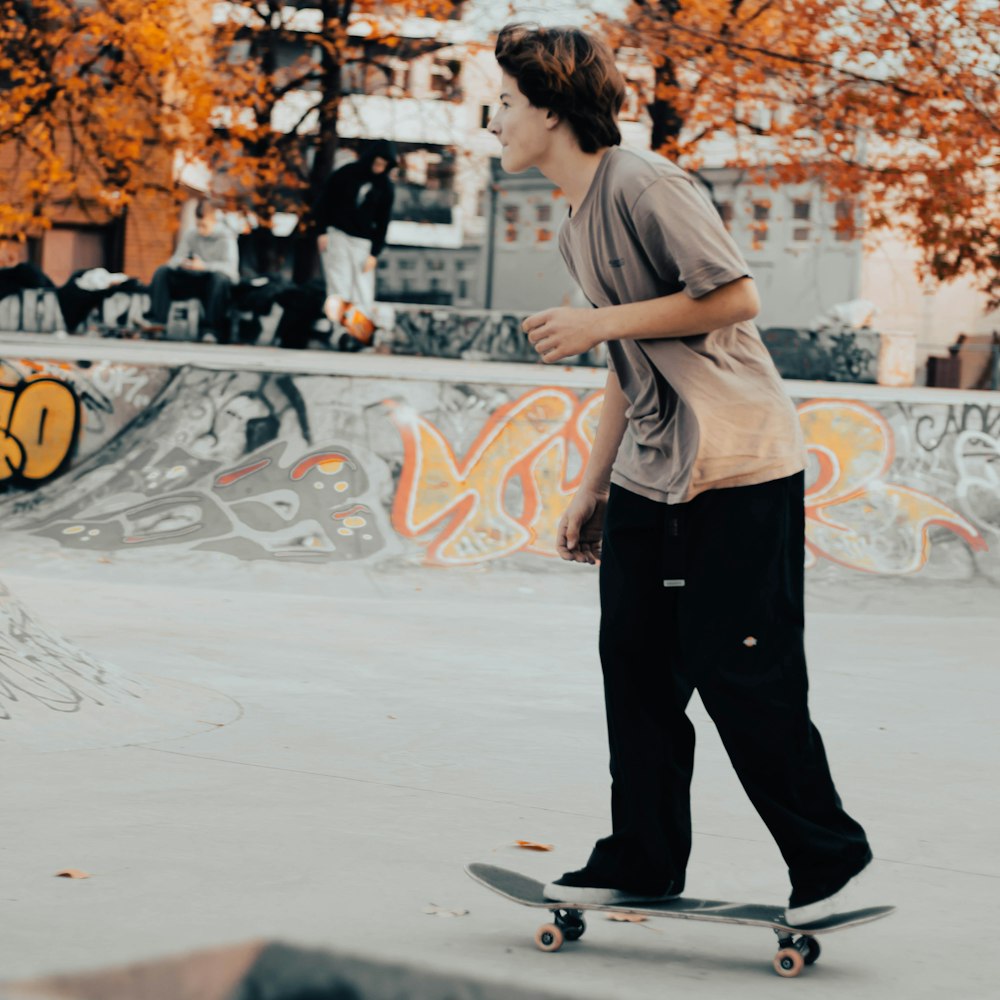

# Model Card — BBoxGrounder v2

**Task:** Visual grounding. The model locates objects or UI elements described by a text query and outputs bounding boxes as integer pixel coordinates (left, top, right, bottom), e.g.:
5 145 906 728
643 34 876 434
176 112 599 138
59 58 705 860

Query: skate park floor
1 541 998 999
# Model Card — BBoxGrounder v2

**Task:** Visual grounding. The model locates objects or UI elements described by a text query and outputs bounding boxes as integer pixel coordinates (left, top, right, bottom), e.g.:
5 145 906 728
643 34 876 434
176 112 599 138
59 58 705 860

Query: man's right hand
317 234 328 252
557 489 608 564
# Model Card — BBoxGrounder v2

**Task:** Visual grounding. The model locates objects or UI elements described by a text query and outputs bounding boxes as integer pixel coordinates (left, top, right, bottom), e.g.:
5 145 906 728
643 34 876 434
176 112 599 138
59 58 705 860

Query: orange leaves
2 0 466 238
612 0 1000 299
0 0 211 239
515 840 554 852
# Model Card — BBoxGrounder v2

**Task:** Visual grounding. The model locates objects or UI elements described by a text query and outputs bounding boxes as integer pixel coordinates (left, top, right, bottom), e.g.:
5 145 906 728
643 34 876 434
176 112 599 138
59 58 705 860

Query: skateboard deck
466 863 894 977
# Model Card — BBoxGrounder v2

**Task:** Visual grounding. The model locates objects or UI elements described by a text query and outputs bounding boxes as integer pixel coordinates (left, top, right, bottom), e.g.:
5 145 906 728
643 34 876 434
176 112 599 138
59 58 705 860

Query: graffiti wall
0 357 172 490
0 349 996 586
385 305 607 367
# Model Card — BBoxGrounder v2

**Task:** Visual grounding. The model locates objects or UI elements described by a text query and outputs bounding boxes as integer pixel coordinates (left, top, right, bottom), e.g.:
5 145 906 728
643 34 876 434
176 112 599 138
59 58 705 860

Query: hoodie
312 141 398 257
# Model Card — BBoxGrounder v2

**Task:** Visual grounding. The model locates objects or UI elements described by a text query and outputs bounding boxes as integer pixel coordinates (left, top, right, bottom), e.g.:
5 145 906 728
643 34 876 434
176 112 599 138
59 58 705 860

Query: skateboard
466 863 894 978
342 303 376 345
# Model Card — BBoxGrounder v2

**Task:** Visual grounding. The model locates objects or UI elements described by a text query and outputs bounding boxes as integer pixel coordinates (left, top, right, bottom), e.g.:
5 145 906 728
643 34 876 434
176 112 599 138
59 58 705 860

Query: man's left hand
523 307 606 363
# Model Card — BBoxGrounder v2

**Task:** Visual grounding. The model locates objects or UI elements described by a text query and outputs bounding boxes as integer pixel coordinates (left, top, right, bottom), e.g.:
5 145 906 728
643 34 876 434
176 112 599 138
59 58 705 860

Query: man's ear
544 109 561 131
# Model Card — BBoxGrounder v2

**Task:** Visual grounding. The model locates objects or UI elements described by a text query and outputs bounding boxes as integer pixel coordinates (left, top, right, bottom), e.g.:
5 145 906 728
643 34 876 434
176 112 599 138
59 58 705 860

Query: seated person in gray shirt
143 200 240 341
488 23 872 928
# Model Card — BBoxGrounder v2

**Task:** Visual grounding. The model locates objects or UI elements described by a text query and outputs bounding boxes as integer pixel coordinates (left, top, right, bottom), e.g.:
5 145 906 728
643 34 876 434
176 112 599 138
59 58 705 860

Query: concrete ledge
2 329 998 405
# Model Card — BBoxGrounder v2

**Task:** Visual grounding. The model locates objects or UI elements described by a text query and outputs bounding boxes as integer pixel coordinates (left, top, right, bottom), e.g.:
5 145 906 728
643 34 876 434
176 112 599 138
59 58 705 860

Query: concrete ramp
1 338 996 593
0 578 239 753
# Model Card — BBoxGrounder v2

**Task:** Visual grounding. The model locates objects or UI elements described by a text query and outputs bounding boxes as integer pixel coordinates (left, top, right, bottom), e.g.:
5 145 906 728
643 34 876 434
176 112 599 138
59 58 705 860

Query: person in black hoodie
312 140 397 331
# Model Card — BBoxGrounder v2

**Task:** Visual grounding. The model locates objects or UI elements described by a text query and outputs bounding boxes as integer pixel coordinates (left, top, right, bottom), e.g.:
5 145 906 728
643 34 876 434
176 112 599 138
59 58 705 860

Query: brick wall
0 133 179 284
124 189 181 283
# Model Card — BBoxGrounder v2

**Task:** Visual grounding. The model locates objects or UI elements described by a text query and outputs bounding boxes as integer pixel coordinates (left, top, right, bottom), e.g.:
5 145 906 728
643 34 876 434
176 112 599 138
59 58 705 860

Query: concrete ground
1 540 999 998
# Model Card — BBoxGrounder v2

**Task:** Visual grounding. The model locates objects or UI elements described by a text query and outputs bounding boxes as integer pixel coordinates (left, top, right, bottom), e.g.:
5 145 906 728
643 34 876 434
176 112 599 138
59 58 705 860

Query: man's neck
539 146 611 216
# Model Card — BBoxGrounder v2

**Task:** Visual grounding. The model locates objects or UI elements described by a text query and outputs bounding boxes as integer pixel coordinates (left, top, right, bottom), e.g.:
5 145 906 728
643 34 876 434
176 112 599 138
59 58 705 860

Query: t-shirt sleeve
632 177 751 299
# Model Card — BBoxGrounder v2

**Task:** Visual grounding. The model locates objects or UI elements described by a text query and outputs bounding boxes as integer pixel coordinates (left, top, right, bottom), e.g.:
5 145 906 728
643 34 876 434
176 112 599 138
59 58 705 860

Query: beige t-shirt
558 146 806 504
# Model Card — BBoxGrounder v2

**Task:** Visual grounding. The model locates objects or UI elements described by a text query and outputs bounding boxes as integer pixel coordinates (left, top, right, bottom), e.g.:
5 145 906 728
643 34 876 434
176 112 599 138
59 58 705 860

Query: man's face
488 72 555 174
196 208 216 236
371 156 390 175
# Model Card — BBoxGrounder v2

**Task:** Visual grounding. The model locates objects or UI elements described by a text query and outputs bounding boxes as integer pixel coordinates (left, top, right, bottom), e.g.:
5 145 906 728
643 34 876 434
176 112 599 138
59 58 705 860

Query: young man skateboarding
489 23 872 926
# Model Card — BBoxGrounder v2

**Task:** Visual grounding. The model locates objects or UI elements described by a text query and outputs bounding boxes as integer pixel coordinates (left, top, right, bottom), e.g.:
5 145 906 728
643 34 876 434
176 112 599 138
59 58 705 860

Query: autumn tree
199 1 463 277
605 0 1000 306
0 0 214 245
0 1 463 274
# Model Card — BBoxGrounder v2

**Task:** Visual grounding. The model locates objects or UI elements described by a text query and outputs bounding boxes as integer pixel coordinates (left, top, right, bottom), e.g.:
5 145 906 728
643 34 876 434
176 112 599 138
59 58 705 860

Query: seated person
142 200 239 341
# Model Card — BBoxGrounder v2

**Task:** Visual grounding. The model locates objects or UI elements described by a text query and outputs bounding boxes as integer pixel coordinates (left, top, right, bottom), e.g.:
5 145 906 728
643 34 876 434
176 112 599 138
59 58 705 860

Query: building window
834 199 856 242
398 258 416 271
504 204 520 243
619 79 642 123
717 200 734 230
457 279 469 299
751 201 770 246
430 56 462 100
481 105 492 129
792 199 811 242
536 203 552 223
427 258 445 271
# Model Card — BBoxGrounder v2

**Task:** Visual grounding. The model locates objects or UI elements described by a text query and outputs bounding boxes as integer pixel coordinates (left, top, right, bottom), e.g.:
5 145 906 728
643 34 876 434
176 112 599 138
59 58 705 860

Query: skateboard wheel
773 947 805 978
801 936 820 965
555 910 586 941
534 923 565 952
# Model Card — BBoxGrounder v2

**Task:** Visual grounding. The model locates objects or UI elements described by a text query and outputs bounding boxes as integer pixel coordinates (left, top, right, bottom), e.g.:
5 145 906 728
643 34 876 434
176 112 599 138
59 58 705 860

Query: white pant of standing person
319 228 375 325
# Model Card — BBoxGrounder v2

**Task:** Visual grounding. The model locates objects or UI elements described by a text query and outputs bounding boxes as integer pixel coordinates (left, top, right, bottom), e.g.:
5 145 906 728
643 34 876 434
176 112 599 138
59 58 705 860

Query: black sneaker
786 849 873 926
543 867 683 906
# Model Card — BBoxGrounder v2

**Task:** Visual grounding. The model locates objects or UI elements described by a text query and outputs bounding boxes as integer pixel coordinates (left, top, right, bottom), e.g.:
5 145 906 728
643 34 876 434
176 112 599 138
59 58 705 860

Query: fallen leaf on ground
55 870 91 879
515 840 554 852
423 904 469 917
606 913 647 923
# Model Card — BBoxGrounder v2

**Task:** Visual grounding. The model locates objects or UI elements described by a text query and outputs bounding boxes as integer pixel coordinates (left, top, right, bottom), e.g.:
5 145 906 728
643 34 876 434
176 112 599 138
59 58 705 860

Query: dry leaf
515 840 554 852
55 869 91 879
606 913 647 923
423 904 469 917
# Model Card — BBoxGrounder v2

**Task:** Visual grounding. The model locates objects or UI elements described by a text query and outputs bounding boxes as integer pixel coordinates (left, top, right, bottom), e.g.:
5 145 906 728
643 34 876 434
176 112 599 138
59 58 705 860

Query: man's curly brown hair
495 23 625 154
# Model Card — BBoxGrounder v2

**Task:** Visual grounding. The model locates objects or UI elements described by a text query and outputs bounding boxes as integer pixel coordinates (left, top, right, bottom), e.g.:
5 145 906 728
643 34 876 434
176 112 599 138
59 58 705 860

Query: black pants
148 266 232 339
591 474 870 897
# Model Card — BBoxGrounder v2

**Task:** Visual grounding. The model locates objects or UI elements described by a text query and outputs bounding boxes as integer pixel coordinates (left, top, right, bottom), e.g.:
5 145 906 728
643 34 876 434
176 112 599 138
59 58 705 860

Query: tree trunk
293 1 347 283
648 59 685 154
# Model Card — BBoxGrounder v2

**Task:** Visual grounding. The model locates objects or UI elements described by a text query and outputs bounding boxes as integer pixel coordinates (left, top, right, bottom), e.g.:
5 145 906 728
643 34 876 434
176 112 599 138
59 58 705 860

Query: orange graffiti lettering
390 389 987 574
387 388 600 565
0 377 80 485
799 399 986 573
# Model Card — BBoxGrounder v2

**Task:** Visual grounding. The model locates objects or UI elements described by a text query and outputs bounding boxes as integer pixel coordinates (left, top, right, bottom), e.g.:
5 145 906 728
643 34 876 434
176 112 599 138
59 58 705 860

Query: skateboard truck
773 930 821 978
535 908 586 952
